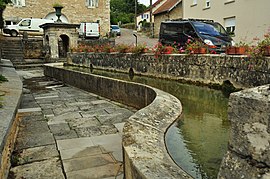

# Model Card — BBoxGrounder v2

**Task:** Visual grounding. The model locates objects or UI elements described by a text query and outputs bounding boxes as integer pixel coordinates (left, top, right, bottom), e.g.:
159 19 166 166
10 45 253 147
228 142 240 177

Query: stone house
153 0 182 37
3 0 110 36
182 0 270 43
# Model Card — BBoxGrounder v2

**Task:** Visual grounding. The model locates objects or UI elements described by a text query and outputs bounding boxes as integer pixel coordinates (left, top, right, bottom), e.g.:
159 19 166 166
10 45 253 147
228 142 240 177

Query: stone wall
218 85 270 178
22 39 44 59
67 52 270 89
43 63 193 179
3 0 110 36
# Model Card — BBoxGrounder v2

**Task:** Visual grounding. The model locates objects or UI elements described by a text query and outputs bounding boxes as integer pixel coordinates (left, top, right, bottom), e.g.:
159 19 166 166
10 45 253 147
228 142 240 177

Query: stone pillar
218 85 270 178
48 32 58 59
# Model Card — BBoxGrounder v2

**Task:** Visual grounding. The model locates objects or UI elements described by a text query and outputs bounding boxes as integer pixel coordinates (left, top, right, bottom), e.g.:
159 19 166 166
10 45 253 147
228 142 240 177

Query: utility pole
150 0 153 37
135 0 137 30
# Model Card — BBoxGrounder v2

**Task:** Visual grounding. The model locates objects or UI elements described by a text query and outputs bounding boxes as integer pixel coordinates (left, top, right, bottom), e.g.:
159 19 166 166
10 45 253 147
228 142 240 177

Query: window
19 19 31 26
12 0 25 7
206 0 210 8
224 17 236 35
86 0 98 8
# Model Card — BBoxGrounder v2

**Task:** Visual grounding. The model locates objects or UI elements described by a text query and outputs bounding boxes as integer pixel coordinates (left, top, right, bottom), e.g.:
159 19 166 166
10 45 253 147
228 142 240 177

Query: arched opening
58 34 69 58
44 12 69 23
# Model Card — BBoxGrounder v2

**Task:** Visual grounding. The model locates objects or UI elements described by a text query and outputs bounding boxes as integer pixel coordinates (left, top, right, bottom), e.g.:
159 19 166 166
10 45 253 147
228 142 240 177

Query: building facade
183 0 270 43
3 0 110 36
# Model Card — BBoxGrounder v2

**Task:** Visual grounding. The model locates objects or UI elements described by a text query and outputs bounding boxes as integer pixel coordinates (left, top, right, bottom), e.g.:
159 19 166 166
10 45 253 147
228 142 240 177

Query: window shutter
95 0 98 7
21 0 26 6
85 0 89 7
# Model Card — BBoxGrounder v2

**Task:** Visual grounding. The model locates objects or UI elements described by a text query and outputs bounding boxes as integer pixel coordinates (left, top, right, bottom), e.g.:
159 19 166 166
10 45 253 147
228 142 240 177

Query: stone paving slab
63 153 116 172
60 146 107 160
12 144 59 165
17 107 42 113
10 69 136 179
57 137 94 151
66 163 123 179
9 157 65 179
15 132 55 150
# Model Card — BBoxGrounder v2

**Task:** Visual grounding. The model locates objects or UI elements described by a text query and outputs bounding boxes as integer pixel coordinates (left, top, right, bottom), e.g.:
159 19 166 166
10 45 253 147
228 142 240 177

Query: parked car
110 25 121 36
3 18 54 37
159 19 235 52
79 22 100 39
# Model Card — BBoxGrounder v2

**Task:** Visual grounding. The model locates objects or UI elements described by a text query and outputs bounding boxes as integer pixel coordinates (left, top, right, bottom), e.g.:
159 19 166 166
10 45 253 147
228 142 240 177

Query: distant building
182 0 270 43
3 0 110 36
136 0 166 31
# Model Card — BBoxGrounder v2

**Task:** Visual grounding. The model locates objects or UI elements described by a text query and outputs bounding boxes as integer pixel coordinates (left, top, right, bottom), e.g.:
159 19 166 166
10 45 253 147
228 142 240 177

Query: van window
161 23 182 35
192 22 220 36
20 19 31 26
183 23 194 36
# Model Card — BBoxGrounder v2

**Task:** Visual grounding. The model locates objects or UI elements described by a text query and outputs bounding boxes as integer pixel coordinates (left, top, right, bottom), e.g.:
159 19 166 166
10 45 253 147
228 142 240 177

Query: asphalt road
115 28 158 48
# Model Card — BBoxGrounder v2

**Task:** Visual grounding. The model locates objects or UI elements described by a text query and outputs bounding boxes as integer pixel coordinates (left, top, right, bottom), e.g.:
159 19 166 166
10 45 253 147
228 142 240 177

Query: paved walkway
9 68 135 178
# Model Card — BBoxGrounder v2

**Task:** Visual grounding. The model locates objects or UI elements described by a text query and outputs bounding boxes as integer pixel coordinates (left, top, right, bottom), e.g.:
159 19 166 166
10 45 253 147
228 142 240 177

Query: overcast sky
138 0 157 6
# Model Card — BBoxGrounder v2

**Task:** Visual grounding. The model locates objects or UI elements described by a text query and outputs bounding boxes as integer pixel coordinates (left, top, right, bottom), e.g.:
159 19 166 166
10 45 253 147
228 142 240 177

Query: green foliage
110 0 146 25
121 23 135 29
0 74 8 82
0 0 11 29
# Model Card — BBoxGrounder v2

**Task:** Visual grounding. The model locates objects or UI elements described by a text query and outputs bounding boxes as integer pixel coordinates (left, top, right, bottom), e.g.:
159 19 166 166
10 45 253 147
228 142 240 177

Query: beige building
3 0 110 36
183 0 270 43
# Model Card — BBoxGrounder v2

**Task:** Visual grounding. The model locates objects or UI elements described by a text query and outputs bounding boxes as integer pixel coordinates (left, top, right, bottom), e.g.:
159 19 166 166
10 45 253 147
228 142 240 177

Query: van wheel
10 30 18 37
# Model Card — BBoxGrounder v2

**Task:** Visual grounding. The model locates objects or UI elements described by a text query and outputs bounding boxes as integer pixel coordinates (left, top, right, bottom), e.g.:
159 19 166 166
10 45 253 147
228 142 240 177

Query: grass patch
0 74 8 83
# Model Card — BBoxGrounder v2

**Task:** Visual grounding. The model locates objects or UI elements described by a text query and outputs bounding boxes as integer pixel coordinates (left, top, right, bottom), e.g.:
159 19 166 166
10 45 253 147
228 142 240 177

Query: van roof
162 18 214 24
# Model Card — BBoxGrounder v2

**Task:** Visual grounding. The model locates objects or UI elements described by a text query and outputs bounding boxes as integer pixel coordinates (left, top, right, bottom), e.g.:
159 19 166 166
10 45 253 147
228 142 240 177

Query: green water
68 67 230 179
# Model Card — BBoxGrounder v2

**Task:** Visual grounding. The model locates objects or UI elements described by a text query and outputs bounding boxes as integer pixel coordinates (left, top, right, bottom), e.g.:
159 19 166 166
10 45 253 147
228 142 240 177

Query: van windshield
192 22 226 36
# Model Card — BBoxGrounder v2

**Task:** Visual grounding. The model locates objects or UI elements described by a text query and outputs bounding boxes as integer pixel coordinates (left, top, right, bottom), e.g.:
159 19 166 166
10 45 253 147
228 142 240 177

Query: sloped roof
153 0 181 15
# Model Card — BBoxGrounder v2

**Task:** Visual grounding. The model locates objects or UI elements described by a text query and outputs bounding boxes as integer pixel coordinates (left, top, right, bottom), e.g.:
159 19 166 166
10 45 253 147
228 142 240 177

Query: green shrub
121 23 135 29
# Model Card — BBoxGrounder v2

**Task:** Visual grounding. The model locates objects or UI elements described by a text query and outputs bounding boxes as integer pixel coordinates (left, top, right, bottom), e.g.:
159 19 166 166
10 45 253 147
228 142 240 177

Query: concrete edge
43 63 192 179
0 60 23 178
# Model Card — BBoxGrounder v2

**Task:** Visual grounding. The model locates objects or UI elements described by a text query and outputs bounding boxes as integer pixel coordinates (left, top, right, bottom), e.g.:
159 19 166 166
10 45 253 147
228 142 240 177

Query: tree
110 0 146 25
0 0 11 29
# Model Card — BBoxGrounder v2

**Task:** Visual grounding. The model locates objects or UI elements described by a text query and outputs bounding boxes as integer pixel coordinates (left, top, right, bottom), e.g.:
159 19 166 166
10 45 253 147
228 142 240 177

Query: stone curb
0 59 23 178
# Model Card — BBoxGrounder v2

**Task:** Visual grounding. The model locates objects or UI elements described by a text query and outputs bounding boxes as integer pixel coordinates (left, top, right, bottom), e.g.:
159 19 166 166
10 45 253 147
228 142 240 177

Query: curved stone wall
44 63 193 179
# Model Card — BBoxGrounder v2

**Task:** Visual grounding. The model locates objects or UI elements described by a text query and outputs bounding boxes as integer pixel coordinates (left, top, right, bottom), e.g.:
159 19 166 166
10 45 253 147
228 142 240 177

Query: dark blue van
159 19 235 52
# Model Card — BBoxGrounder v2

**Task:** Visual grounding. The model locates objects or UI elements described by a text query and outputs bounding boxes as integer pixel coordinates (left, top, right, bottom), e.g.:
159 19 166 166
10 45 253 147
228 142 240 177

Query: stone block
12 145 59 165
9 157 64 179
228 85 270 165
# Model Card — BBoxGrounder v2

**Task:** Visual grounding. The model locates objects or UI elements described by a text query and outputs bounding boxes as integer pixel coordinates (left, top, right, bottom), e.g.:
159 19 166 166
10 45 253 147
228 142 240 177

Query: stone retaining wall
67 52 270 89
44 63 193 179
22 39 44 59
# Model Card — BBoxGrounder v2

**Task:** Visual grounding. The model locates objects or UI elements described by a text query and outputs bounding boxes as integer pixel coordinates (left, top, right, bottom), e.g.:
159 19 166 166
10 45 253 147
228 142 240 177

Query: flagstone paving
9 69 136 179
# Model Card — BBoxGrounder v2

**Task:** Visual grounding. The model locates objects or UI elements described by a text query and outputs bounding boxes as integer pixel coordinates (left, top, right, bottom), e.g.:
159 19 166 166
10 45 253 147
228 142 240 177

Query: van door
18 19 32 33
181 23 197 46
160 23 179 45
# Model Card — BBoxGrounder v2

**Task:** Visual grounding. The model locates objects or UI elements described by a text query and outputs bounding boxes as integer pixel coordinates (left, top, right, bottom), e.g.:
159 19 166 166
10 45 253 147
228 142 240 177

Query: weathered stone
15 132 55 150
227 85 270 165
12 145 59 165
218 151 270 179
9 157 64 179
66 163 123 179
60 146 108 160
75 126 102 137
63 153 116 172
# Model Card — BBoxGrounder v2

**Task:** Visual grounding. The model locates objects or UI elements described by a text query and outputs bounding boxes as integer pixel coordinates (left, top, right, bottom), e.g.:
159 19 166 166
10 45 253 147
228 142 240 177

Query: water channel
68 66 230 179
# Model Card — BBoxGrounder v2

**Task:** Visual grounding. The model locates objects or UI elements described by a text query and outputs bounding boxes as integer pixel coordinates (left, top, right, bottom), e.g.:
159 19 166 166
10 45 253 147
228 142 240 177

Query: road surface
115 28 158 48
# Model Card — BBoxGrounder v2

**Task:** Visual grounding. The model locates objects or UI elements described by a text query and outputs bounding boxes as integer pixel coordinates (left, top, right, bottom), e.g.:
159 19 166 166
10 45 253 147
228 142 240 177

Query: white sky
138 0 157 6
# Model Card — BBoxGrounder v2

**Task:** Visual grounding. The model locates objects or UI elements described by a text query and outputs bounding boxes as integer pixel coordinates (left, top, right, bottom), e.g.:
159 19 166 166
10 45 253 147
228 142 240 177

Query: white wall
183 0 270 43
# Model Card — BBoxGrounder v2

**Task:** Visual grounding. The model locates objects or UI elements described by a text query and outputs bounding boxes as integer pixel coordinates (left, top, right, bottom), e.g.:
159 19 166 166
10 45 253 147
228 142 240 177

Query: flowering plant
185 39 207 54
